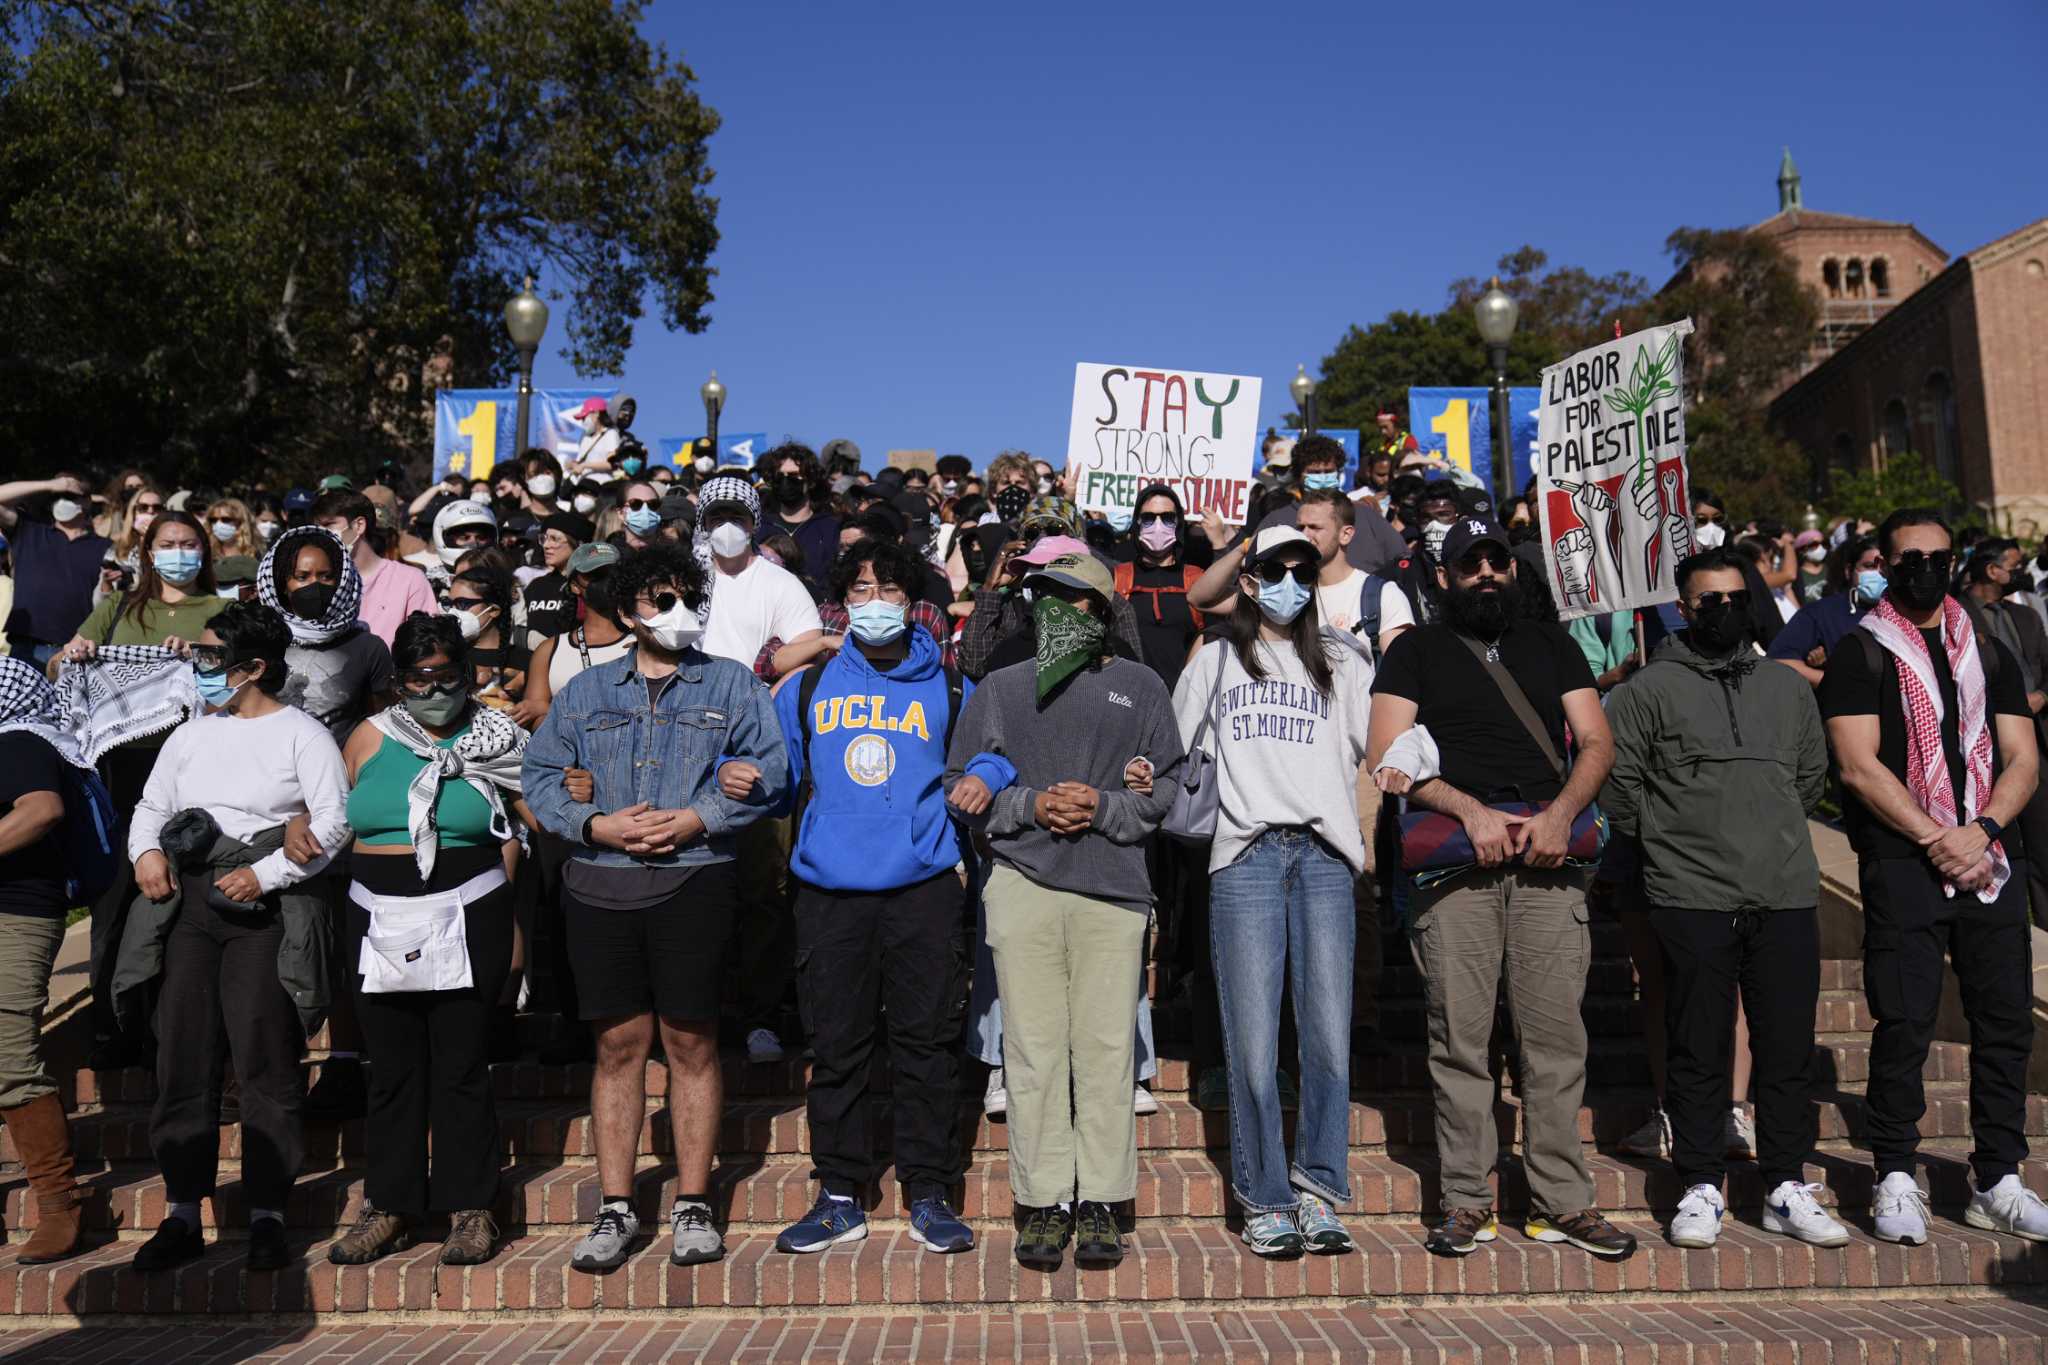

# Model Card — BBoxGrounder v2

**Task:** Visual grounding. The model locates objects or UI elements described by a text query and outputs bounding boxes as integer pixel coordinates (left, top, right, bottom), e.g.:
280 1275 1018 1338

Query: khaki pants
984 863 1146 1207
0 913 66 1109
1409 868 1592 1216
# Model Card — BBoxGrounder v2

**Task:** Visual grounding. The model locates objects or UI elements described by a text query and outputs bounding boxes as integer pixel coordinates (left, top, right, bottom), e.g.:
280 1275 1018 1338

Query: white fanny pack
349 866 505 995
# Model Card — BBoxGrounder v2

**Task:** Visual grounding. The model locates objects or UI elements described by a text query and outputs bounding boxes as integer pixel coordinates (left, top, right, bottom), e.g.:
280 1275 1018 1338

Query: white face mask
640 599 703 652
581 415 600 437
51 498 82 523
708 522 750 559
526 473 557 498
572 493 597 514
255 519 280 542
452 606 485 641
1802 546 1826 564
1694 521 1727 549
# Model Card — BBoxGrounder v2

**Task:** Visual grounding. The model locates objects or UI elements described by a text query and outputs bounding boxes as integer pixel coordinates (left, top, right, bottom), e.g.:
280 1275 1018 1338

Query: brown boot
3 1092 83 1264
440 1209 498 1265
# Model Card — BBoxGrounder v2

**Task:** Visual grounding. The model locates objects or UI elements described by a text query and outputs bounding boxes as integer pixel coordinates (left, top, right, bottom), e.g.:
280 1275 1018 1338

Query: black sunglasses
640 591 681 616
1137 512 1179 528
1692 589 1753 611
1252 560 1316 587
1456 549 1513 574
624 497 661 512
1892 549 1954 574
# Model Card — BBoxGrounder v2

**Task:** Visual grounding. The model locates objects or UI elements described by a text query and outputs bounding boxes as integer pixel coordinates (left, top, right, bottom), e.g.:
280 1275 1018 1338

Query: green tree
0 0 721 482
1821 452 1968 527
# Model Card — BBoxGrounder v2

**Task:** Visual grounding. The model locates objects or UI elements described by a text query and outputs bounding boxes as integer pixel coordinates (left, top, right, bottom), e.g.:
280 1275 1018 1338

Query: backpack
1848 600 2004 686
58 763 119 907
793 659 965 825
1356 571 1391 662
1113 561 1205 633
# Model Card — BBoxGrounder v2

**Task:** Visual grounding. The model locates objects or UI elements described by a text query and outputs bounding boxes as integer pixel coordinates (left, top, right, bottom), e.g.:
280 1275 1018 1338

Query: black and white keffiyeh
369 702 528 880
0 657 95 769
692 474 761 633
259 526 363 646
48 645 198 764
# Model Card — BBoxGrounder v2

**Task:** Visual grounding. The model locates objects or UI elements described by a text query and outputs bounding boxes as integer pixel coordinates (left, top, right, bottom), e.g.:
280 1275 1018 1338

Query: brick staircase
5 915 2047 1360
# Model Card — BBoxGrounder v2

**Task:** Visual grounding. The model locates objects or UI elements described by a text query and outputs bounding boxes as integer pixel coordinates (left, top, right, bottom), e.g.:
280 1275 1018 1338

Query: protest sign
1407 387 1541 492
1067 363 1261 522
435 388 618 480
888 449 938 474
1534 319 1696 622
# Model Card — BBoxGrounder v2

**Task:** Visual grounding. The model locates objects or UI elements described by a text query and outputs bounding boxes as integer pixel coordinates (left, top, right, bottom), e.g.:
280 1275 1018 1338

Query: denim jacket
522 646 788 867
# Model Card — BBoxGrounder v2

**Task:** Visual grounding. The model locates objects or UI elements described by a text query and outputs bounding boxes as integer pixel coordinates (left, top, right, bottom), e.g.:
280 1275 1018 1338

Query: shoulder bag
1162 641 1230 844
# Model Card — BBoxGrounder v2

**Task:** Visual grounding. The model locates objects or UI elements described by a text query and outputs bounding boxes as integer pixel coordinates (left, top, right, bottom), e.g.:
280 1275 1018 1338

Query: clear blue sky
591 0 2043 467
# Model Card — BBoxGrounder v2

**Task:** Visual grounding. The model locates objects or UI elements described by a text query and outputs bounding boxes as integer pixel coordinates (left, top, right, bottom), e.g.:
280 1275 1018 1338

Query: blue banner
1406 387 1541 493
650 432 772 471
1253 429 1361 481
434 388 618 480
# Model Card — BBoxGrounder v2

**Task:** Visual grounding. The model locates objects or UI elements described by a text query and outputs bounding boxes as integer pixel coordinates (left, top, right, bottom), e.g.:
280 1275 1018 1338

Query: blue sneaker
774 1192 868 1254
908 1197 975 1254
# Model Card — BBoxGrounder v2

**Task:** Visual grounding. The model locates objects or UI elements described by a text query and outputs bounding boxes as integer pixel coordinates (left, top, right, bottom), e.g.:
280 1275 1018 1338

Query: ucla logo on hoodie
813 694 930 789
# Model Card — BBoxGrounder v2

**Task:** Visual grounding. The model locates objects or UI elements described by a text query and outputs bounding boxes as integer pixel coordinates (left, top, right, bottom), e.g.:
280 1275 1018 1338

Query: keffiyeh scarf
259 526 363 646
49 645 197 764
1864 595 2008 901
0 657 94 769
693 474 762 635
370 703 528 880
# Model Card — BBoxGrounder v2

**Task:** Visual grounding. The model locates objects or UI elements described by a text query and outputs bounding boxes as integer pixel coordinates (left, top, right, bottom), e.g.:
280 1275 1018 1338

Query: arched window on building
1822 259 1841 297
1870 258 1891 298
1845 259 1866 299
1922 372 1959 483
1881 398 1912 460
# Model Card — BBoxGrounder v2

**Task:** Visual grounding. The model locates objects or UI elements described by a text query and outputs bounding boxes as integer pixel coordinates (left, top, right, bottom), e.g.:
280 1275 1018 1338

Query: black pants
794 872 965 1201
348 846 512 1217
1649 905 1819 1189
151 875 305 1211
90 744 162 1046
1860 855 2034 1183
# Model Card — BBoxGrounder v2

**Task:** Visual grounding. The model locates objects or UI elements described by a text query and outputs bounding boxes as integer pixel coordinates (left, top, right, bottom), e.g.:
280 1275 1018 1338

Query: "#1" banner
1535 319 1695 622
1066 363 1262 523
434 388 619 481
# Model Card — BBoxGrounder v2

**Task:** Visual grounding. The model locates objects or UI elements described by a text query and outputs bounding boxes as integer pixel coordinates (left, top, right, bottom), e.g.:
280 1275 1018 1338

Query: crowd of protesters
0 406 2043 1281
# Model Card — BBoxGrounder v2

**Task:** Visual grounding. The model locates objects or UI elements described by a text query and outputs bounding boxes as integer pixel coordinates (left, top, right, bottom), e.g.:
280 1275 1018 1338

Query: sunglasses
1892 549 1954 574
1252 560 1316 587
639 591 681 617
1456 549 1513 574
398 665 465 693
191 646 229 672
624 497 661 512
438 595 489 611
1137 512 1178 528
1691 589 1752 611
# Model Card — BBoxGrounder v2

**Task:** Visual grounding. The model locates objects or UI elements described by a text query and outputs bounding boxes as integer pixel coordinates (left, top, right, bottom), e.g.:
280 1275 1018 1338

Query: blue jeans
1210 827 1356 1213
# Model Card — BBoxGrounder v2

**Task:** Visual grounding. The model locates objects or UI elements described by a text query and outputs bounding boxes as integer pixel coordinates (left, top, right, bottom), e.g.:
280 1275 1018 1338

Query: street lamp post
700 370 726 462
502 277 549 458
1473 276 1520 507
1289 364 1318 437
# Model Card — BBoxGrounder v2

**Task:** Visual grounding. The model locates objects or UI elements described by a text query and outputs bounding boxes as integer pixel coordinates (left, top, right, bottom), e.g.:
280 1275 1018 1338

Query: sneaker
328 1205 412 1265
570 1205 640 1273
908 1197 973 1254
1294 1192 1354 1254
982 1067 1008 1118
1617 1109 1671 1158
1133 1084 1158 1116
669 1199 725 1265
1762 1180 1850 1247
1524 1208 1638 1259
441 1209 498 1265
1871 1172 1931 1246
1423 1206 1497 1257
1015 1204 1072 1271
131 1217 205 1273
247 1216 291 1273
746 1028 786 1064
1194 1068 1228 1111
1242 1209 1306 1258
1073 1200 1123 1268
1725 1105 1757 1160
775 1192 868 1254
1965 1174 2048 1243
1668 1183 1725 1248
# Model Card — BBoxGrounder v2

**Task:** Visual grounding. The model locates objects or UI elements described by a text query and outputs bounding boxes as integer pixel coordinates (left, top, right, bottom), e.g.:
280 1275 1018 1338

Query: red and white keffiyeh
1864 595 2008 901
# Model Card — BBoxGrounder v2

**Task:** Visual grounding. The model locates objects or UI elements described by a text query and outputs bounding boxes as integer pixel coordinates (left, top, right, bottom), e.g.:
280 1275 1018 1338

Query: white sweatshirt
1172 637 1373 875
129 706 352 894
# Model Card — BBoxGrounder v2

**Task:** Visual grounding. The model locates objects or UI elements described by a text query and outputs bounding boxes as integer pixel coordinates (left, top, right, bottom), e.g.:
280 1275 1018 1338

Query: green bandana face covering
1032 595 1105 702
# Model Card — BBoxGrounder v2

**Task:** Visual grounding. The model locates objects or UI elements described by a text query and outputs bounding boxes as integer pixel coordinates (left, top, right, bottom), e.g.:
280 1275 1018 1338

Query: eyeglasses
624 497 661 512
541 532 574 548
1137 512 1178 528
844 582 909 606
1691 589 1752 611
1456 549 1513 575
1891 549 1954 575
398 665 465 694
1252 560 1316 587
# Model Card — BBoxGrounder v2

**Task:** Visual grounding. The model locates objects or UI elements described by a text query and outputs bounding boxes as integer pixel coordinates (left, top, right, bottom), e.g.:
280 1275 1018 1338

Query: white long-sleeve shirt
128 706 352 894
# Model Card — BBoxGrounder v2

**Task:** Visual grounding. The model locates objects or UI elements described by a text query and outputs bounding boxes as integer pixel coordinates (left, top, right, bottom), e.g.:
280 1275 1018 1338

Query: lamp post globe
1472 277 1519 504
700 370 726 454
1289 364 1319 436
502 277 549 457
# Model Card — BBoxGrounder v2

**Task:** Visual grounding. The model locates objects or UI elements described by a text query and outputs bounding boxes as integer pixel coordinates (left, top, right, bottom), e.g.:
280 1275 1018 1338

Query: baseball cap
1023 550 1115 604
283 487 316 513
570 397 608 420
1248 526 1315 563
659 488 694 525
214 554 259 586
1264 438 1296 470
317 474 353 492
1795 529 1824 550
1439 516 1513 568
1014 534 1090 567
566 541 621 575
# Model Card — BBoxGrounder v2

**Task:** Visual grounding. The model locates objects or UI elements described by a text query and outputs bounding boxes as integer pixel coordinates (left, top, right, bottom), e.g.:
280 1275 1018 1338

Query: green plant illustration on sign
1603 333 1681 489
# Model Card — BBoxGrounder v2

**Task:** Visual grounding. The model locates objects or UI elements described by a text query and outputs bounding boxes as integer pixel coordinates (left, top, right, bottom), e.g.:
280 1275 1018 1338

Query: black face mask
1688 602 1750 655
287 582 336 619
774 475 806 510
994 486 1031 523
1892 561 1949 613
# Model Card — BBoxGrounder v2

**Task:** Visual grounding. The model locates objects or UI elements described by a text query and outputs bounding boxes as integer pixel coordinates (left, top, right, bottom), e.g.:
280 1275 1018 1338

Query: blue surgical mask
193 663 240 709
623 507 661 536
153 547 203 585
847 599 909 646
1302 471 1343 492
1105 508 1133 533
1855 569 1888 605
1256 574 1313 625
620 456 646 477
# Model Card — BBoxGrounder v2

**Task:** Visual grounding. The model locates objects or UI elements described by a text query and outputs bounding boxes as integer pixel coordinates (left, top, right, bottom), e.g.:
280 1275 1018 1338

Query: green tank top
346 730 499 848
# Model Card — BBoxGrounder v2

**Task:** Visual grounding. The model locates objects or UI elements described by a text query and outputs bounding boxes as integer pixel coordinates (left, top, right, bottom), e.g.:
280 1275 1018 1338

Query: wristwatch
1974 815 2004 843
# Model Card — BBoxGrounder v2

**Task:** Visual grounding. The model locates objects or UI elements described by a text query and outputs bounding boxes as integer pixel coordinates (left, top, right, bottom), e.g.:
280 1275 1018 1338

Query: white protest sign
1535 319 1696 622
1066 363 1261 523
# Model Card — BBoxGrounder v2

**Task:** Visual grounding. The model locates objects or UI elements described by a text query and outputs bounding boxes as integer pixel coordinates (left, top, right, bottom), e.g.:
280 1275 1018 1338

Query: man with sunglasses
1820 508 2047 1245
1367 517 1633 1261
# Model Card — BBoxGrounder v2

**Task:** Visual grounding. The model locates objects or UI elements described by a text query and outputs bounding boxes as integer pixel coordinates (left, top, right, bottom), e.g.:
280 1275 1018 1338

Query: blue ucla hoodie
776 625 1014 892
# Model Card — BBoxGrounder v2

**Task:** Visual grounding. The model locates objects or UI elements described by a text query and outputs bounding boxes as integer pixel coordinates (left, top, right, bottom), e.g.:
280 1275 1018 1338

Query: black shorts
564 860 739 1023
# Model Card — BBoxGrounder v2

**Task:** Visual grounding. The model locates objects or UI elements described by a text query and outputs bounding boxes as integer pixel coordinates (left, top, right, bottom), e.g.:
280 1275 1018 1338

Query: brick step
18 1143 2044 1242
5 1296 2048 1361
9 1218 2046 1319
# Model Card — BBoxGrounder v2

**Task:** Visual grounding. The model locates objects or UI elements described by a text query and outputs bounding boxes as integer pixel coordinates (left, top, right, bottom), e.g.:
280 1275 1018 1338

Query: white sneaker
1668 1182 1725 1248
1724 1105 1757 1160
1617 1109 1671 1158
982 1067 1007 1118
1871 1171 1930 1246
1133 1084 1158 1116
746 1028 785 1064
1762 1180 1850 1247
1965 1174 2048 1242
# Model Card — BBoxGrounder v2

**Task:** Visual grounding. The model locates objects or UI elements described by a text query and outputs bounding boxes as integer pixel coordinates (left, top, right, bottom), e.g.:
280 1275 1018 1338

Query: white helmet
432 498 499 568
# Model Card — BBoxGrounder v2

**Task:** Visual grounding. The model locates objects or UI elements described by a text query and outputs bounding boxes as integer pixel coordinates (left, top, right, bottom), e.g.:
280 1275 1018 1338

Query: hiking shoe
1617 1109 1671 1158
982 1067 1007 1118
908 1197 973 1254
1725 1105 1757 1160
1194 1067 1228 1111
131 1218 205 1273
1015 1204 1072 1271
775 1192 868 1254
1242 1209 1306 1258
1295 1192 1354 1254
1763 1180 1850 1247
570 1205 639 1273
669 1199 725 1265
1073 1200 1123 1268
1966 1174 2048 1242
1524 1209 1638 1260
441 1209 498 1265
1132 1084 1158 1116
247 1217 291 1272
1423 1207 1497 1257
1668 1183 1725 1248
328 1205 412 1265
746 1028 786 1064
1872 1172 1930 1246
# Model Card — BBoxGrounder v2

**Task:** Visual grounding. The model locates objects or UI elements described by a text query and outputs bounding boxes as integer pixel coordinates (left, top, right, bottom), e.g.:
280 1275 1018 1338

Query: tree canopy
0 0 720 483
